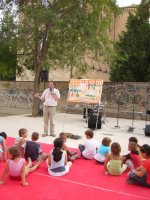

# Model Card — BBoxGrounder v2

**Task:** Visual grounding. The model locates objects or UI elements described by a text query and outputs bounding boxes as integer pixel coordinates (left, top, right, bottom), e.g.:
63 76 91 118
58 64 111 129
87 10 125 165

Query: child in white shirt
79 129 97 159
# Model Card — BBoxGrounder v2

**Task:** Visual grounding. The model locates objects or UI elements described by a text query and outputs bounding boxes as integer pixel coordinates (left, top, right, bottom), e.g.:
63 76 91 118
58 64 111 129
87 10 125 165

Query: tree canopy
110 0 150 82
1 0 119 115
16 0 118 116
0 13 17 80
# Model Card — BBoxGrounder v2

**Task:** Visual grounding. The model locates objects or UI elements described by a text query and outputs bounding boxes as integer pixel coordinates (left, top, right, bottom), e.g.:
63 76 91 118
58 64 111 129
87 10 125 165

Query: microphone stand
114 96 120 128
128 92 135 132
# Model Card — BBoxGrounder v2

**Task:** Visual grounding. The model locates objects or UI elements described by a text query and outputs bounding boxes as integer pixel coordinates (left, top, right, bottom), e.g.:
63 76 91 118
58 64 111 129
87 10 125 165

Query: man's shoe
50 133 56 137
42 134 48 137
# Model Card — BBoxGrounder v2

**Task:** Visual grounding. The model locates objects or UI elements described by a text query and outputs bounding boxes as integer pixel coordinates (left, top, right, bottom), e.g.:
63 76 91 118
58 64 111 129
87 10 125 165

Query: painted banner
67 79 103 104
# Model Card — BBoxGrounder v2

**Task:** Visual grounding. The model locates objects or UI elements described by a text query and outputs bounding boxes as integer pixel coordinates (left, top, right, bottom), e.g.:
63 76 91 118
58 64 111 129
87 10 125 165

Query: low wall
0 81 150 120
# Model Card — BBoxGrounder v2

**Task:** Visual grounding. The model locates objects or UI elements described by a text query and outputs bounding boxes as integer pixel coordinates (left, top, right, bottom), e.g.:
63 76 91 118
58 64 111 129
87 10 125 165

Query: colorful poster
67 79 103 104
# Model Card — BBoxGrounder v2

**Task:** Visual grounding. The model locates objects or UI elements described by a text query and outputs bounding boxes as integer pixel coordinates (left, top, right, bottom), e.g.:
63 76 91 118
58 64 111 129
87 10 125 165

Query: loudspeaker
145 125 150 136
83 108 93 119
88 113 102 130
146 110 150 115
41 69 48 82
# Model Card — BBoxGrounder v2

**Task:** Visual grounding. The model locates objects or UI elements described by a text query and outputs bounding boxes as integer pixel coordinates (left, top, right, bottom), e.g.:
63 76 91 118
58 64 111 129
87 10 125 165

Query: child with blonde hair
59 132 80 161
14 128 28 156
104 142 127 175
0 146 40 186
94 137 111 164
15 128 28 146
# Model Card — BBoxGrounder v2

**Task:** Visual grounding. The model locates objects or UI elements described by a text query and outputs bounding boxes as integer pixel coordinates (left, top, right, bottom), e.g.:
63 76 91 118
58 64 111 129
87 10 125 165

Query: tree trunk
32 64 41 116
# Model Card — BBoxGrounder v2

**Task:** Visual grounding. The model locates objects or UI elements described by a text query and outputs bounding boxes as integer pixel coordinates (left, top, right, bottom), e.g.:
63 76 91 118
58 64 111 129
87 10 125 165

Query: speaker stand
127 93 135 132
114 101 120 128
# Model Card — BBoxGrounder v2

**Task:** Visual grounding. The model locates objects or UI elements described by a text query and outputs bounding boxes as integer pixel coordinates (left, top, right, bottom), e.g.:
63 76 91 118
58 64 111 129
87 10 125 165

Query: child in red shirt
127 144 150 188
123 142 142 169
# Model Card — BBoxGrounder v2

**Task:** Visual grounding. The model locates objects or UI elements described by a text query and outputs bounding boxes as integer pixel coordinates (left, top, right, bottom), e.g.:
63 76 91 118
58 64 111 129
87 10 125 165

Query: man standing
35 81 60 137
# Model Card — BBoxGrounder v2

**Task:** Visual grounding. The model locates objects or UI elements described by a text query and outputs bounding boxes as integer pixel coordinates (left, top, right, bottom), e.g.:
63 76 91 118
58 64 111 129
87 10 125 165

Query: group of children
78 129 150 188
0 129 80 185
0 129 150 188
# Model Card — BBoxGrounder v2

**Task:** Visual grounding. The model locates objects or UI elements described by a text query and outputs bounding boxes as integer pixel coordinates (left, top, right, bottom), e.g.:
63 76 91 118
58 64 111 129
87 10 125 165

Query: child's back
24 140 41 161
14 128 28 146
79 130 97 159
95 137 111 163
0 132 7 160
23 132 42 161
83 138 97 159
107 155 124 175
47 138 72 176
14 128 28 157
105 142 127 175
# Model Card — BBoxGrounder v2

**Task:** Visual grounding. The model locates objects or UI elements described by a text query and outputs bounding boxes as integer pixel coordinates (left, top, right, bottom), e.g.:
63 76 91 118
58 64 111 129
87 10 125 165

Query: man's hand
35 93 40 98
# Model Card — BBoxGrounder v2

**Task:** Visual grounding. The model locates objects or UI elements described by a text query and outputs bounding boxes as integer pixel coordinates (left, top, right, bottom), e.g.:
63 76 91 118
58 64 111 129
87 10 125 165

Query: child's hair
52 138 64 162
31 132 39 141
18 128 27 137
8 146 20 160
85 129 94 138
111 142 121 156
141 144 150 156
59 132 67 142
128 142 137 151
102 137 111 146
0 132 7 139
129 137 138 144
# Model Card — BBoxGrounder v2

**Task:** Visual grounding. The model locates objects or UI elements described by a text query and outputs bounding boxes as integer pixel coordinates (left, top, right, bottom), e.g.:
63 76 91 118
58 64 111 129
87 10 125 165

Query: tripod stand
128 92 135 132
145 88 150 125
114 99 120 128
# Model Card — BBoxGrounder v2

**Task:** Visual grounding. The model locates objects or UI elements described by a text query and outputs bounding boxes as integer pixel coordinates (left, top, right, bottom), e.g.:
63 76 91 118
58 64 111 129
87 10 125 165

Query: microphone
50 88 55 95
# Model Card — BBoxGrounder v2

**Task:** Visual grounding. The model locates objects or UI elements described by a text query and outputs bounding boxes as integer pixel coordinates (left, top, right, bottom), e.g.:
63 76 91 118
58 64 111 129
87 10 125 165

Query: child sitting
127 144 150 188
94 137 111 164
0 132 7 161
23 132 47 165
14 128 28 156
123 142 142 169
47 138 72 176
59 132 80 161
129 136 142 159
104 142 127 175
0 146 40 186
79 129 97 159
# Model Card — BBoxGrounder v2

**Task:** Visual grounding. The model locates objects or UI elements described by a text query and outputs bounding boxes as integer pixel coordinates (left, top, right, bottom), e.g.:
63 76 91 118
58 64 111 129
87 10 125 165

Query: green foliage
18 0 118 78
110 1 150 82
0 13 17 80
1 0 119 115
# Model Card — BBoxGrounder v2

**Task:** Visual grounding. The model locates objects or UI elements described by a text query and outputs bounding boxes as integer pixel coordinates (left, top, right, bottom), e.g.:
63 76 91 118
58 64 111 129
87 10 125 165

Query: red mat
0 138 149 200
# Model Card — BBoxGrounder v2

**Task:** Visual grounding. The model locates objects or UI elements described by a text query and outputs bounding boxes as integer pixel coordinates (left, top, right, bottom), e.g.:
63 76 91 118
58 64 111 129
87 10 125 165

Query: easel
67 79 103 130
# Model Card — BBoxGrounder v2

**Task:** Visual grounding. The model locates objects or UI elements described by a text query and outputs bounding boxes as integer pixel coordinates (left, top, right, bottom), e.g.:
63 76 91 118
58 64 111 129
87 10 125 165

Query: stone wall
0 81 150 120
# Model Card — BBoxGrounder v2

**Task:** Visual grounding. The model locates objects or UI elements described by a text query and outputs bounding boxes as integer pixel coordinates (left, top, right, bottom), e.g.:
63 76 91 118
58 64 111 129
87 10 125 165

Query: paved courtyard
0 112 150 154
